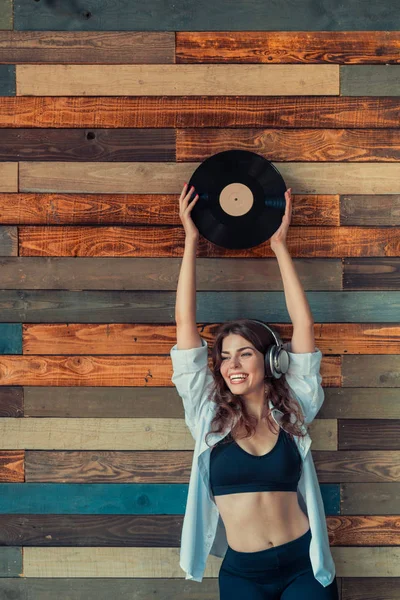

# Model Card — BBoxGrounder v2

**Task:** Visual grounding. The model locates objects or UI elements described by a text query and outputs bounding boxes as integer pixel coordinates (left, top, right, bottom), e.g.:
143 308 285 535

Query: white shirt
170 337 336 587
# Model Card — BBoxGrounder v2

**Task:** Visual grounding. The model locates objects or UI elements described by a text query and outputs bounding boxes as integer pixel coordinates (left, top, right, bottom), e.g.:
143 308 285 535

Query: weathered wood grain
338 420 400 449
344 258 400 289
0 387 24 417
315 452 400 482
0 163 18 192
0 450 24 482
341 484 400 515
341 65 400 95
1 97 399 128
16 64 339 96
0 65 14 95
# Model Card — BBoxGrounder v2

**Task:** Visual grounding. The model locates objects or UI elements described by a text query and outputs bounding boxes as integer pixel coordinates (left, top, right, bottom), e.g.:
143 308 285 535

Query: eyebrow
221 346 254 355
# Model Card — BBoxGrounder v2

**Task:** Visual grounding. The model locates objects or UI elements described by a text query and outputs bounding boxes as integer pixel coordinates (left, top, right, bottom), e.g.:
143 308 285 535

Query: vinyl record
188 150 287 249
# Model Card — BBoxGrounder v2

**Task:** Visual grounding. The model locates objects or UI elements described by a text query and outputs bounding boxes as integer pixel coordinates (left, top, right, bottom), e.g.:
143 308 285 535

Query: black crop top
210 427 302 497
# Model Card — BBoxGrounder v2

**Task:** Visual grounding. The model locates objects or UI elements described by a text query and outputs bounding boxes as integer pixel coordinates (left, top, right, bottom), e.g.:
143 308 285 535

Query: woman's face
219 333 265 394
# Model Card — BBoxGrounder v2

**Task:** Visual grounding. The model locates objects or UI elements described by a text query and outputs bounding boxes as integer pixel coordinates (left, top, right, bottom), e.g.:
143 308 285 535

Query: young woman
170 183 339 599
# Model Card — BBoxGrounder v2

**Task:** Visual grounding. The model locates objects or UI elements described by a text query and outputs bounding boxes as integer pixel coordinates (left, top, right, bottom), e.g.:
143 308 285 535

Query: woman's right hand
179 182 200 241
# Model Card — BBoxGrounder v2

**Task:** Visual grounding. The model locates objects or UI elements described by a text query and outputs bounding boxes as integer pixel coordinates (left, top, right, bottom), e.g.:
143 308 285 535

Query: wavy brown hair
204 319 308 448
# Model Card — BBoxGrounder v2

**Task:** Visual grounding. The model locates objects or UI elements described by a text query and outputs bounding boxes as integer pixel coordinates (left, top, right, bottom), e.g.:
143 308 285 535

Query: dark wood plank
341 483 400 514
0 451 24 482
0 290 398 322
343 258 400 289
319 388 400 419
22 323 400 355
0 387 24 417
339 420 400 450
0 324 22 354
0 32 175 63
0 227 18 256
315 452 400 482
0 578 221 599
0 0 12 30
341 195 400 226
0 129 175 161
176 32 400 64
0 193 339 225
343 354 400 386
17 225 400 257
342 578 400 600
0 482 339 514
177 128 400 162
0 547 22 577
0 256 341 290
13 0 398 31
0 514 390 546
0 65 14 95
0 97 399 128
341 65 400 96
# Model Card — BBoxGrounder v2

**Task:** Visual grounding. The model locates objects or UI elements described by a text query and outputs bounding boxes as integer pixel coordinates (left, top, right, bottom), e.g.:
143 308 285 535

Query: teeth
230 375 248 381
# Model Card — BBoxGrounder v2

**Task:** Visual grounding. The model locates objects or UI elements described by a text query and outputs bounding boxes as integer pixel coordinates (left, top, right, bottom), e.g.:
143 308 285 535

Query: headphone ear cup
265 346 290 379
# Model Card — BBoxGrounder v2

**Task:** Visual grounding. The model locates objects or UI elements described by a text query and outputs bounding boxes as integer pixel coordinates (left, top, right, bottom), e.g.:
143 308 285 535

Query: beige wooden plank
19 162 400 194
0 418 335 450
22 546 400 577
16 64 339 96
0 163 17 192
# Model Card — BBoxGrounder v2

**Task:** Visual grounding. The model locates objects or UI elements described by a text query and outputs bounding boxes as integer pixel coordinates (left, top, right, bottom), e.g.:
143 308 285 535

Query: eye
221 352 252 361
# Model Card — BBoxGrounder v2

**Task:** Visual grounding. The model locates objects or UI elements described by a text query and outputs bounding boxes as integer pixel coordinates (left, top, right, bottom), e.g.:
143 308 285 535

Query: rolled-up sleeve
170 337 215 439
282 341 324 425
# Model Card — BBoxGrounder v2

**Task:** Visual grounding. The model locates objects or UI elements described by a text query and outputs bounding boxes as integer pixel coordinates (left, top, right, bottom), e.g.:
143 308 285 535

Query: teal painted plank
0 483 340 514
0 0 13 30
0 291 398 322
0 65 15 96
14 0 398 31
341 66 400 96
0 324 22 354
0 547 22 577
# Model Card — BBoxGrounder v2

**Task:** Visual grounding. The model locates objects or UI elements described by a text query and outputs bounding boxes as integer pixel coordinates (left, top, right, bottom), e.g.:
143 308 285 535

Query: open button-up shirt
170 337 336 587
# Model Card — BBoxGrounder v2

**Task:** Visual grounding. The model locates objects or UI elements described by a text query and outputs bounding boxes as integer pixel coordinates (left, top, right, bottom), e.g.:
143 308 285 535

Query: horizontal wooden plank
0 417 336 449
0 482 340 515
22 323 400 355
338 420 400 450
343 354 400 387
315 452 400 483
0 578 222 599
341 65 400 96
13 0 398 31
0 547 22 577
342 578 400 600
18 161 400 194
1 97 399 128
344 257 400 289
17 225 400 258
0 387 24 417
320 388 400 420
342 484 400 514
0 192 340 225
19 546 400 577
341 195 400 226
0 290 397 323
0 65 14 96
0 324 22 354
0 226 17 256
176 32 400 64
0 256 342 290
22 386 400 420
0 163 17 192
0 451 24 482
177 128 400 162
0 129 176 161
16 65 339 96
0 32 175 63
0 514 393 546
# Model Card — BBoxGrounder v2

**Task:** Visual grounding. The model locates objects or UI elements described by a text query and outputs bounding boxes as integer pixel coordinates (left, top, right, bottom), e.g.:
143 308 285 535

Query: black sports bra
209 427 302 497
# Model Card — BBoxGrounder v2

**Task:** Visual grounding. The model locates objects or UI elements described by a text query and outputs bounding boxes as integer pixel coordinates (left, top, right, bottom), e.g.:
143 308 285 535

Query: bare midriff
212 417 310 552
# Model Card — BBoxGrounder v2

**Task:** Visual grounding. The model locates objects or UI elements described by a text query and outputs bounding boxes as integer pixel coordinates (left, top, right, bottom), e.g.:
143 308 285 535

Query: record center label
219 182 254 217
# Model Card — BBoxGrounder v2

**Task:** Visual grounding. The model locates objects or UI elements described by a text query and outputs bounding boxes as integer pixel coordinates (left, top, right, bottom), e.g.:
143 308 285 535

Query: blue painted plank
0 324 22 354
14 0 398 31
0 65 15 96
0 483 339 514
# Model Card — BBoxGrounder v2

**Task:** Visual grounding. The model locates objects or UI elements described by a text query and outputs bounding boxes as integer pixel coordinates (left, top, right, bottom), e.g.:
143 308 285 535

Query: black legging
218 528 339 600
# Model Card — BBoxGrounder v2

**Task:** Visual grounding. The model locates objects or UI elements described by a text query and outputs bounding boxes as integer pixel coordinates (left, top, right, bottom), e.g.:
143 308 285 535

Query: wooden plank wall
0 1 399 598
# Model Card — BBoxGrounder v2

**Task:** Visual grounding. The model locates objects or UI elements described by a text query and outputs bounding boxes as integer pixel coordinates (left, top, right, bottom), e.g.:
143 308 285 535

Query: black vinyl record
188 150 287 249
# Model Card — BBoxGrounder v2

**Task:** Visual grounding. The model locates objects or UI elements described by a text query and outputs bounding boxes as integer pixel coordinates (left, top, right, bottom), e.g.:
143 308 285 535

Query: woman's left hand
270 188 292 250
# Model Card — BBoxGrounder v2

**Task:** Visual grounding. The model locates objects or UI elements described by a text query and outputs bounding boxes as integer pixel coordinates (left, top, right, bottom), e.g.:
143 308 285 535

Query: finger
179 183 188 204
186 194 199 213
